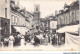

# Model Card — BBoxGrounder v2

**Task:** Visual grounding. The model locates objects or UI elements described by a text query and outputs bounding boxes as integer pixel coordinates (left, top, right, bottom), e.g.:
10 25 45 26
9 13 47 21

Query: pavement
0 42 79 51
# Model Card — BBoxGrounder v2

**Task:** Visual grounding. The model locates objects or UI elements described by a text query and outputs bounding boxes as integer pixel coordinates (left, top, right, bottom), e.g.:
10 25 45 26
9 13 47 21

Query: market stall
56 24 79 45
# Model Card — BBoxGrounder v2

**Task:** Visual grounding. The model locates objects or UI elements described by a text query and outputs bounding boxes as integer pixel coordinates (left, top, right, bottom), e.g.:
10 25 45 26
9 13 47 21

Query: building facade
0 0 11 45
0 0 11 19
10 0 34 35
0 0 11 37
56 1 79 29
0 0 34 36
45 15 57 34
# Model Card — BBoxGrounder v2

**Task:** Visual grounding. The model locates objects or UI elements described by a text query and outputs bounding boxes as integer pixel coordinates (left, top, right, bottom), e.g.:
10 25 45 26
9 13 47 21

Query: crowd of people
1 34 21 47
0 32 65 47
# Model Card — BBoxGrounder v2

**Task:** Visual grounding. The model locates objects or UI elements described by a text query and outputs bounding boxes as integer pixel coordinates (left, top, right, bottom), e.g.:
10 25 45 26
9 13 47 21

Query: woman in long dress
44 34 48 45
20 35 25 46
9 35 14 47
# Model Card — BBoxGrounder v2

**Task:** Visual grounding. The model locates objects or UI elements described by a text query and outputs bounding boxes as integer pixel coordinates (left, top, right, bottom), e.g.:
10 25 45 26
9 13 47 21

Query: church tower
33 5 40 21
33 4 40 32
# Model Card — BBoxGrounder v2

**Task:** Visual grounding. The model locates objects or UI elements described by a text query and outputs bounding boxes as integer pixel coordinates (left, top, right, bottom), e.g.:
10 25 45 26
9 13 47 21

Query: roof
11 7 26 18
70 1 79 10
25 11 33 16
55 1 79 17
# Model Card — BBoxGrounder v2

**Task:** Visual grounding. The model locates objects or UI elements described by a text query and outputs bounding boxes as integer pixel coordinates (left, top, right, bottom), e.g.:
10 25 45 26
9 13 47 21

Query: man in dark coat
33 36 40 45
51 35 55 45
14 36 19 46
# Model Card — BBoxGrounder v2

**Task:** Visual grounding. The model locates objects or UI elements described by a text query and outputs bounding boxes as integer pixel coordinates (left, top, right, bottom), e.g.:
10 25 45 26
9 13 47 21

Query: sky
16 0 76 18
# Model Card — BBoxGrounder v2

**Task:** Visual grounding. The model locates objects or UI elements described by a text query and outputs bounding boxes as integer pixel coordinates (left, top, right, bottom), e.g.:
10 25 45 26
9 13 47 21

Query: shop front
0 17 10 38
11 25 29 35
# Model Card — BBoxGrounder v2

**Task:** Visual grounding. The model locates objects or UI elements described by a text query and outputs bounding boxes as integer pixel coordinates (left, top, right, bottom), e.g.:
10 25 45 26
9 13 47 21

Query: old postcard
0 0 79 51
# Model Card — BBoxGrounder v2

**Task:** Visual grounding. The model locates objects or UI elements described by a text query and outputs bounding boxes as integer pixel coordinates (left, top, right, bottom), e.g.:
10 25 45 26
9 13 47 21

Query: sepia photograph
0 0 80 51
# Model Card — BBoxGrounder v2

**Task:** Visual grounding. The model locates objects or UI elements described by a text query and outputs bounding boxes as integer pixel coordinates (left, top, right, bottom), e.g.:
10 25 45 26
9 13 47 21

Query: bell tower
34 5 40 20
33 4 40 32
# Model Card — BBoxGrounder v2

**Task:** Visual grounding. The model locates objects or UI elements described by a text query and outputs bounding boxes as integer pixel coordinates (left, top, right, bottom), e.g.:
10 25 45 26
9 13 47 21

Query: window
5 8 7 18
16 17 17 24
17 17 18 25
72 12 75 21
11 15 14 24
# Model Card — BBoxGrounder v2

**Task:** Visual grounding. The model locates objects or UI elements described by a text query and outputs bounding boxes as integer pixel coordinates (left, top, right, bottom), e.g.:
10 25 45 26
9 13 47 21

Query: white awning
13 26 29 35
56 24 79 33
65 32 80 47
21 27 29 32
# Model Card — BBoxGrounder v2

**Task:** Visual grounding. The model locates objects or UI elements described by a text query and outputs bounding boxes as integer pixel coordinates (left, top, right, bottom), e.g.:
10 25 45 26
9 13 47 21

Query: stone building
56 0 79 29
0 0 34 36
33 5 40 33
0 0 11 38
0 0 11 19
0 0 11 46
10 0 34 35
44 15 57 34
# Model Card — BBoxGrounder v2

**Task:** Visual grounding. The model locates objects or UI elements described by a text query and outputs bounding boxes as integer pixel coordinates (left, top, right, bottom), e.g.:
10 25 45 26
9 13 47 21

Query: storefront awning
13 26 29 35
21 27 29 32
56 24 79 33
